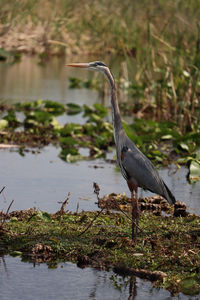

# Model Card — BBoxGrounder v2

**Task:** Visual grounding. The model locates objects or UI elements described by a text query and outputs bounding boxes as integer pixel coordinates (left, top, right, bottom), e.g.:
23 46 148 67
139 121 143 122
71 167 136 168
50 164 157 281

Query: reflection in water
129 277 137 300
0 56 99 105
0 55 131 107
0 255 190 300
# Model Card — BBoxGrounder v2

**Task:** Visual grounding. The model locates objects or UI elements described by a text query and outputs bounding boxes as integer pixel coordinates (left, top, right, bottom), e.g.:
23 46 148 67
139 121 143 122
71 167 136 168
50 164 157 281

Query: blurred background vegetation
0 0 199 129
0 0 199 179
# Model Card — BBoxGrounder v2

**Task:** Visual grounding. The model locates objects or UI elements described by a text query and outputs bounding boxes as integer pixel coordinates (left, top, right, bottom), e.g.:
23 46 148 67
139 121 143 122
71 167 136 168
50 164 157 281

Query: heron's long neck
104 68 123 142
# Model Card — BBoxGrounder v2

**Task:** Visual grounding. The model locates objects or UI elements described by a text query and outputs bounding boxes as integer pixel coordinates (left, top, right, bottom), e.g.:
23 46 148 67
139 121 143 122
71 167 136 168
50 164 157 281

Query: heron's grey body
116 129 175 205
67 61 176 241
101 61 176 205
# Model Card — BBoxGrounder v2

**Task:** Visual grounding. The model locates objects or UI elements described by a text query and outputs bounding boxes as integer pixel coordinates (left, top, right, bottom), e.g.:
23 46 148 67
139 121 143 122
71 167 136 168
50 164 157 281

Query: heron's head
67 61 108 74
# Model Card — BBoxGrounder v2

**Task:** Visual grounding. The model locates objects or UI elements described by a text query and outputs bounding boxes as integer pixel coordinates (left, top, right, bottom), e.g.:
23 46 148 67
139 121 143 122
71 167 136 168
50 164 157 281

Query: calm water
0 145 199 215
0 57 199 299
0 256 194 300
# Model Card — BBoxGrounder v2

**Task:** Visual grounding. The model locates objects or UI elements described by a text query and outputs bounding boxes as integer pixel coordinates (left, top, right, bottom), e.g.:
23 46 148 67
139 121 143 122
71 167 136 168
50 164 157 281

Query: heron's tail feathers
163 182 176 205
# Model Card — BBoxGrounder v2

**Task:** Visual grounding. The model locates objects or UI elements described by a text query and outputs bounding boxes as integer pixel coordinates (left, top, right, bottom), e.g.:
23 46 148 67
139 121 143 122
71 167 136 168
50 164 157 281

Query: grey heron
67 61 176 242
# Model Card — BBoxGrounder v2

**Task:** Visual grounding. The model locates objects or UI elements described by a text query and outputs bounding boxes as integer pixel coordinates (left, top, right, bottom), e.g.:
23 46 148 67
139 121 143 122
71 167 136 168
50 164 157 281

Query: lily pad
180 276 200 295
66 153 84 162
66 103 82 115
59 147 79 161
44 100 65 115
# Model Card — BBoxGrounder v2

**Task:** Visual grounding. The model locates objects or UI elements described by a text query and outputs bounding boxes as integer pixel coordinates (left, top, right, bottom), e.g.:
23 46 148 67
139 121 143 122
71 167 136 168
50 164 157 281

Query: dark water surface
0 145 199 215
0 256 193 300
0 57 199 299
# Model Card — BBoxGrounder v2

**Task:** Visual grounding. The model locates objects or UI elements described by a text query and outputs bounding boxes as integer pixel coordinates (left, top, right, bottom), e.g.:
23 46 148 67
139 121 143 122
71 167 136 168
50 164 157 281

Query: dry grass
0 0 199 127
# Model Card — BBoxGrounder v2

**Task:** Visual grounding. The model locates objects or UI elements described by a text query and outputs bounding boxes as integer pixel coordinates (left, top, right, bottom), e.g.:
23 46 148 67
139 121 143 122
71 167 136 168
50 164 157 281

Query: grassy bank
0 202 200 296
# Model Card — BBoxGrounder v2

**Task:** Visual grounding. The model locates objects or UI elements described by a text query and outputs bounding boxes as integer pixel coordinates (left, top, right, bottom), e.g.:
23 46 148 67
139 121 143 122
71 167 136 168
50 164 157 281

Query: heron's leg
131 191 137 242
131 187 140 242
131 191 138 242
135 188 140 238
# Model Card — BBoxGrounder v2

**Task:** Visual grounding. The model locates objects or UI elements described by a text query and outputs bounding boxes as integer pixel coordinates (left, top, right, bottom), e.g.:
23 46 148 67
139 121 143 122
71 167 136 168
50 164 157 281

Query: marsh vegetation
0 0 200 297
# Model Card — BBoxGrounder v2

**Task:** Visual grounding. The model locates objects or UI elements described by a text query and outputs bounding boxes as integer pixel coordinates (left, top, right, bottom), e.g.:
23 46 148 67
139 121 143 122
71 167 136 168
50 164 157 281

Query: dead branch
78 182 104 236
0 186 5 194
113 266 167 281
1 199 14 225
6 199 14 215
56 192 71 215
78 207 104 237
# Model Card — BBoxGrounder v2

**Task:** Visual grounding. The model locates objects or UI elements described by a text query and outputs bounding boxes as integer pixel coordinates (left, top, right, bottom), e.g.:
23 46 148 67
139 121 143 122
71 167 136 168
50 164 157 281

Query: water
0 56 99 105
0 256 193 300
0 145 199 215
0 57 199 299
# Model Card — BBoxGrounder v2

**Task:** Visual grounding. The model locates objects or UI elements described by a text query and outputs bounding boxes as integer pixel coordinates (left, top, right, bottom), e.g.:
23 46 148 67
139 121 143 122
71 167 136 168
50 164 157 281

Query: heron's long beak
66 63 90 68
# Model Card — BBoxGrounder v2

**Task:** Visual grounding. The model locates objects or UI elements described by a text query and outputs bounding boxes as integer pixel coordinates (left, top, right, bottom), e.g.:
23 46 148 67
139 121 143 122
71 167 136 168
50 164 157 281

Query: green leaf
24 110 52 127
93 103 108 117
88 113 102 123
180 276 200 295
189 160 200 182
177 157 189 164
66 153 84 162
60 136 77 146
152 150 162 156
66 103 82 115
83 104 94 116
11 251 22 257
0 119 8 130
59 148 79 161
68 77 82 88
183 70 190 78
83 123 95 134
50 117 62 130
90 147 104 158
179 142 189 151
42 212 52 221
36 211 51 221
10 217 18 223
195 149 200 160
3 111 20 127
44 100 65 115
161 134 173 140
60 123 82 136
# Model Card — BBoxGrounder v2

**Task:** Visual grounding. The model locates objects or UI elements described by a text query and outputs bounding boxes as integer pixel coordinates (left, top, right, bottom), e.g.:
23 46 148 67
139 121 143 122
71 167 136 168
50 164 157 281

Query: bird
67 61 176 242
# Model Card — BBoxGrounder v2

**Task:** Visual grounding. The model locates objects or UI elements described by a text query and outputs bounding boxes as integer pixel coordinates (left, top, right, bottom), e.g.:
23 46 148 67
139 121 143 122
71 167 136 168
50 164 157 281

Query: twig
57 192 70 215
0 186 5 194
76 202 79 214
78 182 103 236
93 182 100 201
1 199 14 225
78 207 104 237
6 199 14 215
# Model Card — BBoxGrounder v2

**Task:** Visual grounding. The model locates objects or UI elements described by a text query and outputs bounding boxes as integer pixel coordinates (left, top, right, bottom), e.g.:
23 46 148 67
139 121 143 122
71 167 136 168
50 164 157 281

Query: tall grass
0 0 199 129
